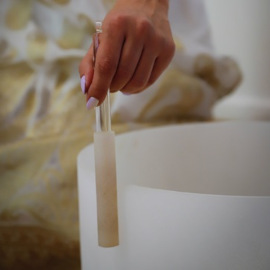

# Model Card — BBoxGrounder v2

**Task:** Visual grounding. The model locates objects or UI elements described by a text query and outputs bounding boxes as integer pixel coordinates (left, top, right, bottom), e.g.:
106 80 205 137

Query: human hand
79 0 175 109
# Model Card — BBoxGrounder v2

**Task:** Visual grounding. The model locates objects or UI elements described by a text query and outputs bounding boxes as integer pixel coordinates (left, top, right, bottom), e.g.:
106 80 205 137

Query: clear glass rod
93 21 112 132
95 91 111 132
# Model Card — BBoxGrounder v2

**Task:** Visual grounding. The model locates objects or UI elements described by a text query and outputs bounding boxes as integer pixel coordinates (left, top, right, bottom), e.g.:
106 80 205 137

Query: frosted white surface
77 121 270 270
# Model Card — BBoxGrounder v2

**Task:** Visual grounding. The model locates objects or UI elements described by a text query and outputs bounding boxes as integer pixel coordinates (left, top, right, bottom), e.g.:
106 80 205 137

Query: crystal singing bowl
77 121 270 270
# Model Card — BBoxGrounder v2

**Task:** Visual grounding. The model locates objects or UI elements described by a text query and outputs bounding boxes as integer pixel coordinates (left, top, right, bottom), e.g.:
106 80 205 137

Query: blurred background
0 0 269 269
205 0 270 120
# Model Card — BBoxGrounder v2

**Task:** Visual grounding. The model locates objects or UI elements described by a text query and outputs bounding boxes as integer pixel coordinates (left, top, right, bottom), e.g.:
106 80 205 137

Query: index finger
86 22 125 105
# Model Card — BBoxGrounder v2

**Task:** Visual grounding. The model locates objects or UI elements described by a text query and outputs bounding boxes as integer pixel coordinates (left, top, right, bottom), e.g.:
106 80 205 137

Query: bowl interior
86 121 270 196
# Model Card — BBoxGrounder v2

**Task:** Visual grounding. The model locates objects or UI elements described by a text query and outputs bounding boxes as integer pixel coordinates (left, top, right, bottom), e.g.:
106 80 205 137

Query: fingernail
80 75 86 94
86 97 99 110
122 92 131 96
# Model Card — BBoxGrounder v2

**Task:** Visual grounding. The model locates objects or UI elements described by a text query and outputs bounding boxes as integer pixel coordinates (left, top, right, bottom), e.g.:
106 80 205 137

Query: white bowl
77 121 270 270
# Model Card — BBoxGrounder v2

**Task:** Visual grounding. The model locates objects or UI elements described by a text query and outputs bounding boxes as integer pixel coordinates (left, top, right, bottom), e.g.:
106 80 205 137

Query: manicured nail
80 75 86 94
86 97 99 110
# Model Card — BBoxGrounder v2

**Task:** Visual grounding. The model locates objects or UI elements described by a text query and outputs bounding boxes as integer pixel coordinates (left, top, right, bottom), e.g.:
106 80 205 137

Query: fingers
86 22 124 106
121 46 156 94
121 30 175 95
115 19 156 94
110 33 144 92
147 38 176 87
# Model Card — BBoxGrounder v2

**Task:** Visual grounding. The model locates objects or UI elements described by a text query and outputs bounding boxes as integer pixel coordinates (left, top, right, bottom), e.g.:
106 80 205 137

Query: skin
79 0 175 106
